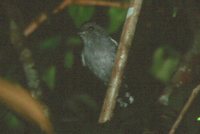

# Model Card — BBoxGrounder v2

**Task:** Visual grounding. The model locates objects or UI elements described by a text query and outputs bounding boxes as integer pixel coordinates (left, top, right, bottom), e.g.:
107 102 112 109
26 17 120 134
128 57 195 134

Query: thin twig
53 0 130 13
169 85 200 134
24 13 47 37
98 0 143 123
24 0 130 37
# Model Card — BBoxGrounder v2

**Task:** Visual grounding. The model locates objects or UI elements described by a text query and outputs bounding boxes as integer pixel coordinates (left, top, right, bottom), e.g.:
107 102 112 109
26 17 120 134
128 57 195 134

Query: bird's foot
117 92 134 108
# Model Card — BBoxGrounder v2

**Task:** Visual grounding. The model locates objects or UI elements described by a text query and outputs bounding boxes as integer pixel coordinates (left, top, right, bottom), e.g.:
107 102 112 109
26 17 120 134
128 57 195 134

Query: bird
79 22 133 107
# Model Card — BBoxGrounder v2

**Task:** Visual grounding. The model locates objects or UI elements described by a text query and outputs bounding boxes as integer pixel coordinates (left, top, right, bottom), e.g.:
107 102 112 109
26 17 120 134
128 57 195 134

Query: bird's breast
83 47 115 82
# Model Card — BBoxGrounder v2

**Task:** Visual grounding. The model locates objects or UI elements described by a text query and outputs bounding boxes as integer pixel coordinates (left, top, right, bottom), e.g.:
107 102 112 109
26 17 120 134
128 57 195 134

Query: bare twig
24 13 47 37
98 0 143 123
24 0 130 37
169 85 200 134
53 0 130 14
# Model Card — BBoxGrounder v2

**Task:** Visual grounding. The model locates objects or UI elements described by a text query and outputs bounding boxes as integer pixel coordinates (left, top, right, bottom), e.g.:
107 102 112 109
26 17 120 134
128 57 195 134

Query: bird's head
78 22 108 42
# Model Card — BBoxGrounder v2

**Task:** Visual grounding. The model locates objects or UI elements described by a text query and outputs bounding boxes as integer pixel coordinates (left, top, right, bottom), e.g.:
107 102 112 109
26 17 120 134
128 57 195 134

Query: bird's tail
117 83 134 108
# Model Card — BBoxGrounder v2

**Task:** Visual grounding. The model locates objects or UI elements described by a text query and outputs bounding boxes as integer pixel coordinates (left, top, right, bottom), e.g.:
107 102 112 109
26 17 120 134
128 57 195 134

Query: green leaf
172 7 178 18
151 47 165 74
42 66 56 90
5 113 24 129
197 117 200 122
107 8 127 33
158 58 179 82
68 5 95 27
150 46 180 83
64 50 74 69
39 36 61 50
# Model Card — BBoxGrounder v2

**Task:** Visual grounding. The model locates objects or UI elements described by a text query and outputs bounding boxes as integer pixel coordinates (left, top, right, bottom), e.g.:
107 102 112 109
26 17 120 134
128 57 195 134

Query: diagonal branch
169 85 200 134
53 0 130 14
98 0 143 123
24 0 130 37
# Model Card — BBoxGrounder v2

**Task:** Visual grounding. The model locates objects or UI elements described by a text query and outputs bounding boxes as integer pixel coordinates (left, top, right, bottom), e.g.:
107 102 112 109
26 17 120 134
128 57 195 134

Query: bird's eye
88 26 94 31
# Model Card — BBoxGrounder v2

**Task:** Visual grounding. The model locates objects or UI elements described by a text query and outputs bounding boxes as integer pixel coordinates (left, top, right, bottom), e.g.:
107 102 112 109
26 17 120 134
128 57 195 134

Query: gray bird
79 22 133 107
79 22 117 84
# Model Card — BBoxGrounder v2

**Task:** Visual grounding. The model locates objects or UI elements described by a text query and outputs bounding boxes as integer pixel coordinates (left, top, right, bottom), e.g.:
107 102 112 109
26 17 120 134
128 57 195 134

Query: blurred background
0 0 200 134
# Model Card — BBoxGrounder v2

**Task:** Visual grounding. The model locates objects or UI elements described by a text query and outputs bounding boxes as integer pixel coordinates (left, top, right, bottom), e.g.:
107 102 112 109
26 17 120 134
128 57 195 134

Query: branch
4 1 43 98
98 0 143 123
53 0 130 14
0 78 54 134
169 85 200 134
24 0 130 37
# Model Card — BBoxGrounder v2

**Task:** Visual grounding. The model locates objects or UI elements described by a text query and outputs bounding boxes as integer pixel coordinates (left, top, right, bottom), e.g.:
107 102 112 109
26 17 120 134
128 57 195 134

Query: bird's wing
110 37 118 46
81 53 86 66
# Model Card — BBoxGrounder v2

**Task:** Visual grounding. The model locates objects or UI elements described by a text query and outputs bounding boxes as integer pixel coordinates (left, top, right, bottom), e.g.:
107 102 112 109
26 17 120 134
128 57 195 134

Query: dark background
0 0 200 134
